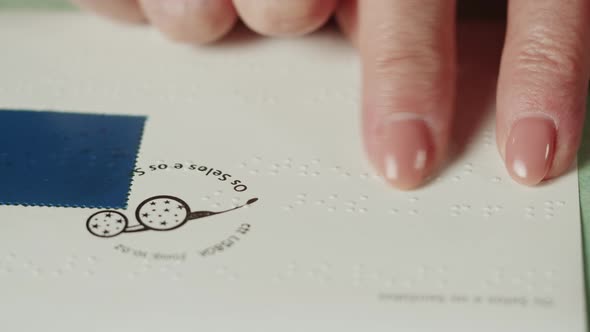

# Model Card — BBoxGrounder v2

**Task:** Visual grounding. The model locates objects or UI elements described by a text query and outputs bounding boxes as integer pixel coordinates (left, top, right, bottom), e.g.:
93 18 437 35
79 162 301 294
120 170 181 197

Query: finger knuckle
515 27 583 87
370 44 450 105
373 48 442 77
370 24 448 81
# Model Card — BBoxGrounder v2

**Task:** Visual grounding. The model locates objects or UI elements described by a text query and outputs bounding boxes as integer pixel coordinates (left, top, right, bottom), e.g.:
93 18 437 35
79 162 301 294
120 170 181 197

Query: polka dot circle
86 211 128 238
135 196 190 231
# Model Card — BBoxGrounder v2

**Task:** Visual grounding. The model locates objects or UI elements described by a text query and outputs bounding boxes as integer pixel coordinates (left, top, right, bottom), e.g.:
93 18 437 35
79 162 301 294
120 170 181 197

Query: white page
0 13 585 332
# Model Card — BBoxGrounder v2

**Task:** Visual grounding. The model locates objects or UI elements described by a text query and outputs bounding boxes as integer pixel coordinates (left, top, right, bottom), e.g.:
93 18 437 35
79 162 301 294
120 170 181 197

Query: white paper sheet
0 13 585 332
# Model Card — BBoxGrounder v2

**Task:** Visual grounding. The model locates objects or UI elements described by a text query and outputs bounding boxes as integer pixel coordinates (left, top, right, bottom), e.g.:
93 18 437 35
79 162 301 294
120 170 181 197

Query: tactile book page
0 13 585 332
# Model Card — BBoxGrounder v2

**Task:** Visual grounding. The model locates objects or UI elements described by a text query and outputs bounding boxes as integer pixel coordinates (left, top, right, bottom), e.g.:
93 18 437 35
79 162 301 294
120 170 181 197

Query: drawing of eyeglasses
86 195 258 238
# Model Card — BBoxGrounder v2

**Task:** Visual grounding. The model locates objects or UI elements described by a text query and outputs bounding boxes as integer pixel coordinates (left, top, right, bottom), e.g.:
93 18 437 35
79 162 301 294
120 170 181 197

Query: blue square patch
0 110 146 209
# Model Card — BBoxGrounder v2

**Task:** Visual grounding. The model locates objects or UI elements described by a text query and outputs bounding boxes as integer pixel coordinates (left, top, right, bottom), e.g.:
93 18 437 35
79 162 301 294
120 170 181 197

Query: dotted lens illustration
135 196 191 231
86 211 128 238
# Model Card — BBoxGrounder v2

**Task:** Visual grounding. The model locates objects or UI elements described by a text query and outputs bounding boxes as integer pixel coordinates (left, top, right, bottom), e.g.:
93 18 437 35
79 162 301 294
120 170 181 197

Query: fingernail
505 116 556 185
376 119 434 190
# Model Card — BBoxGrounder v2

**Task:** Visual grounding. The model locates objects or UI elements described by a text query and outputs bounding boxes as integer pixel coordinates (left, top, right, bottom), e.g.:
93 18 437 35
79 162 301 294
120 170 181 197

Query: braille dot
359 208 368 213
556 201 566 207
311 172 320 177
492 176 502 183
315 200 325 205
452 176 461 181
202 196 210 201
328 207 336 212
389 208 399 214
297 193 307 199
329 194 338 200
409 197 419 203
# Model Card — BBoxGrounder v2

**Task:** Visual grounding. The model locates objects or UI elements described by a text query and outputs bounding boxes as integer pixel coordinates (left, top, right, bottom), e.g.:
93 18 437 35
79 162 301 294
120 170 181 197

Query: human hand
71 0 590 190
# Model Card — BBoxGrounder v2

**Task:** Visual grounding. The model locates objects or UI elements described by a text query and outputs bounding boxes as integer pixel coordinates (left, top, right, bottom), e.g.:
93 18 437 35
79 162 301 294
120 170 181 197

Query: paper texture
0 13 585 332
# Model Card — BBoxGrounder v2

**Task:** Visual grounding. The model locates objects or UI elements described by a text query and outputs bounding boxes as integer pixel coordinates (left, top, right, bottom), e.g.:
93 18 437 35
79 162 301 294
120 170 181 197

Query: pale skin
71 0 590 190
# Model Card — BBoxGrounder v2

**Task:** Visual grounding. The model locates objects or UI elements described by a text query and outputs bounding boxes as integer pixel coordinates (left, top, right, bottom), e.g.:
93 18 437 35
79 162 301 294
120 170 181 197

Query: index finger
358 0 457 189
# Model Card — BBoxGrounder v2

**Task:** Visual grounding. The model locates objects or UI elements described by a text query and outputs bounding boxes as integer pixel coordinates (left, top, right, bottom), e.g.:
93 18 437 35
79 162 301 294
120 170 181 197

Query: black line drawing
86 210 129 238
86 195 258 238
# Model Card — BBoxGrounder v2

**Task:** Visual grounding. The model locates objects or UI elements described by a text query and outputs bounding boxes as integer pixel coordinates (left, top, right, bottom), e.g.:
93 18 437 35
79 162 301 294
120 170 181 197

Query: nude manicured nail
376 119 434 190
505 117 556 185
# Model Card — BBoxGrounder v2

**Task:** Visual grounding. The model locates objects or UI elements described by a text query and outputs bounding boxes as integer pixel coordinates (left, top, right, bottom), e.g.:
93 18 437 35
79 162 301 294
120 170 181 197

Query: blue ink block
0 110 146 209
